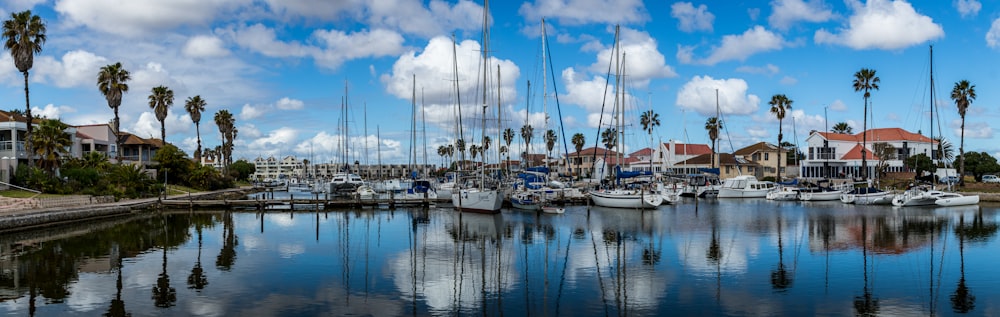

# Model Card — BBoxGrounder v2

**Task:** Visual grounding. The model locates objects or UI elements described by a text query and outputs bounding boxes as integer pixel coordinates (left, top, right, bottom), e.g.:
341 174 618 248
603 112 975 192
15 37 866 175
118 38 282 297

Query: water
2 199 999 316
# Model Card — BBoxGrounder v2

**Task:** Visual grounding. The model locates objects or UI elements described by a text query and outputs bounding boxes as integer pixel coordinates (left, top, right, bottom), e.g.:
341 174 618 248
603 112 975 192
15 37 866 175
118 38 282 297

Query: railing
0 141 25 151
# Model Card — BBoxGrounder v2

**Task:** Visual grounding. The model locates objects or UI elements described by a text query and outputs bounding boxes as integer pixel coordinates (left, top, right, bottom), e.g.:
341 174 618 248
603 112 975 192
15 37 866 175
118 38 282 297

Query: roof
816 127 935 143
733 142 780 156
118 132 164 147
677 153 760 167
0 110 36 124
665 143 712 155
629 147 653 157
566 147 621 157
840 144 879 160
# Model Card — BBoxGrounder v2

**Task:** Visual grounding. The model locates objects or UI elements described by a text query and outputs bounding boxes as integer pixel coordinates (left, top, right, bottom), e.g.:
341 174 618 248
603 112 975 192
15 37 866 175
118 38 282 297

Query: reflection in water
0 202 999 315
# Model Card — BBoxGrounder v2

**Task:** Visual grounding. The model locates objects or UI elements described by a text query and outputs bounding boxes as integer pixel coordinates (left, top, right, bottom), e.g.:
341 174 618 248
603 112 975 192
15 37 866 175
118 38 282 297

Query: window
764 153 770 160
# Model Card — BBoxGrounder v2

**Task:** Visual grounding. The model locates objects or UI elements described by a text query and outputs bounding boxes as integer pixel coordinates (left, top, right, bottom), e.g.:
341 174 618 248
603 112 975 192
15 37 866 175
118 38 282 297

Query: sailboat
450 0 503 213
892 45 978 207
588 26 663 209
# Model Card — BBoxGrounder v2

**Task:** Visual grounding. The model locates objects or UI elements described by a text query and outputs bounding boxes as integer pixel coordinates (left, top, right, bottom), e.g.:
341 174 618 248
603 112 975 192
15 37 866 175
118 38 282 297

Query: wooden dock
159 197 440 210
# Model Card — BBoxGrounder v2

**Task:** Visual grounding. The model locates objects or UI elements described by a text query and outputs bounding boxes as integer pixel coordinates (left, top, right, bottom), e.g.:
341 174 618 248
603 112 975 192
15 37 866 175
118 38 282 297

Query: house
623 141 713 175
800 128 935 179
117 132 162 167
76 123 117 159
677 153 761 179
563 147 622 178
733 142 786 180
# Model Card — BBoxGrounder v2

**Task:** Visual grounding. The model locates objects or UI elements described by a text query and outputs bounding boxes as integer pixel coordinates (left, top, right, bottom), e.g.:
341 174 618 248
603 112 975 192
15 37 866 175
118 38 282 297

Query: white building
801 128 937 179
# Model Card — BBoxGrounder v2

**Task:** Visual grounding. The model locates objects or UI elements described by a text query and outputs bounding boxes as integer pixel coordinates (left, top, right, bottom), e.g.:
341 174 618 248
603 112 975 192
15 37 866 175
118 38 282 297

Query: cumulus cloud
275 97 304 110
129 111 190 142
987 18 1000 48
246 127 299 154
954 0 981 18
828 99 848 111
735 64 780 75
238 97 305 120
768 0 835 30
33 50 108 88
33 104 75 119
814 0 943 50
54 0 239 37
671 2 714 33
380 36 519 110
952 120 992 139
519 0 647 25
227 23 405 70
182 35 230 58
587 27 676 86
681 26 785 65
675 75 761 117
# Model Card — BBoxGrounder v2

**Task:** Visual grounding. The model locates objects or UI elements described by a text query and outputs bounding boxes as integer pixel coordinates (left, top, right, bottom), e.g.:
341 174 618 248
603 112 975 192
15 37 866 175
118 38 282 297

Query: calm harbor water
2 199 999 316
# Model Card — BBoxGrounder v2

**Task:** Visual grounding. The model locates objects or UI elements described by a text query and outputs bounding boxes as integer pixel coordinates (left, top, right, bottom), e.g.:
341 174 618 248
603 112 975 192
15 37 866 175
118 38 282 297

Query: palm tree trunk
960 117 966 186
195 123 201 162
777 119 782 181
23 71 33 168
160 123 166 146
861 97 868 180
113 108 121 162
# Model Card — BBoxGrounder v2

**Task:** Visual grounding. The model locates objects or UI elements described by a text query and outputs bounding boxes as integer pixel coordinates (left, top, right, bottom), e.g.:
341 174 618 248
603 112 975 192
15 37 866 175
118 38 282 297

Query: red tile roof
664 143 712 155
629 147 653 157
840 144 879 160
817 128 935 143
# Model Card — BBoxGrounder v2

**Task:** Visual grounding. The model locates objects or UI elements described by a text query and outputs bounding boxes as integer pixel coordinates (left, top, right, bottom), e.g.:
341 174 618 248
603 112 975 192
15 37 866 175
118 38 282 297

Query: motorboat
765 186 800 201
510 191 542 211
798 180 849 201
590 188 663 209
893 185 980 207
717 175 776 198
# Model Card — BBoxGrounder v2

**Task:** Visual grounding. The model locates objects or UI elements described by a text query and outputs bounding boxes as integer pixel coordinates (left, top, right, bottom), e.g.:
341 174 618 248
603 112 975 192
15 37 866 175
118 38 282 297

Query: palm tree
481 135 491 159
521 124 534 165
97 62 130 162
469 144 480 161
951 80 976 186
544 129 557 169
640 109 660 172
768 94 793 181
2 10 46 168
852 68 880 180
832 122 853 134
148 85 174 145
601 127 617 150
185 95 207 162
934 137 954 164
31 118 71 174
437 145 447 167
503 127 514 169
214 110 236 171
705 117 723 169
571 132 585 177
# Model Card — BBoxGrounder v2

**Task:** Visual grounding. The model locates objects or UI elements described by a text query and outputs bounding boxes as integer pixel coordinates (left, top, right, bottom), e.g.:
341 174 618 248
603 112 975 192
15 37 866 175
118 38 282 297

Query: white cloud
671 2 714 33
587 27 676 86
735 64 779 75
779 76 798 85
54 0 242 37
768 0 835 30
519 0 647 25
987 18 1000 48
129 111 190 142
130 62 183 94
381 36 519 110
684 26 785 65
814 0 943 50
33 104 75 120
675 75 761 117
953 120 992 139
227 24 405 70
33 50 109 88
275 97 304 110
241 104 264 120
182 35 230 58
828 99 848 111
954 0 981 18
7 0 45 10
246 127 299 154
747 126 769 138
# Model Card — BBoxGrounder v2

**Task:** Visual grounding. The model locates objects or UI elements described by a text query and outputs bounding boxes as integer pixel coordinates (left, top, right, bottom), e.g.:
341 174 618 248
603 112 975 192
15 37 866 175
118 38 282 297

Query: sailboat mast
422 88 428 176
452 33 466 169
929 45 935 163
411 74 417 177
480 0 491 186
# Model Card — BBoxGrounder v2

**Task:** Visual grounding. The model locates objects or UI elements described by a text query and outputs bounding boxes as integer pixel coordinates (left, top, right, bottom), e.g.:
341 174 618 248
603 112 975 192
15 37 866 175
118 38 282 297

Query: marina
1 198 999 316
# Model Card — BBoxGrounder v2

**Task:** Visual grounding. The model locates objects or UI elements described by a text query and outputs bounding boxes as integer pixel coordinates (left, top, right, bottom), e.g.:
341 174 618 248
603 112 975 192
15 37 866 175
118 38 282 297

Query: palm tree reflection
853 217 879 316
104 251 130 317
770 214 792 291
152 218 177 307
217 211 238 270
187 224 208 291
951 214 975 313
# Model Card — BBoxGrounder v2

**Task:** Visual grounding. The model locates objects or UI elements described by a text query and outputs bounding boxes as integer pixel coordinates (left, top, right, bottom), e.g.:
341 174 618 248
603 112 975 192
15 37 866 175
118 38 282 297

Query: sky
1 0 998 166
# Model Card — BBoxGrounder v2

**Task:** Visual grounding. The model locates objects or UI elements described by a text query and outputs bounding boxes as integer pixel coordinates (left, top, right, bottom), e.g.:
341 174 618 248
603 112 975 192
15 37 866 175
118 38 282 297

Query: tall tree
148 85 174 145
520 124 534 165
705 117 723 170
503 127 514 169
601 127 617 151
571 132 585 178
768 94 793 181
97 62 130 162
951 80 976 186
640 110 660 172
30 118 71 174
214 110 236 171
2 10 46 168
544 129 557 169
852 68 880 180
185 95 207 162
832 122 853 134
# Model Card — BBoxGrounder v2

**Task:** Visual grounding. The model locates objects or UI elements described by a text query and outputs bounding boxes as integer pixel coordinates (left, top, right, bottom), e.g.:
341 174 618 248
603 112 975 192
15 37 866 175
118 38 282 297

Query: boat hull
590 190 663 209
935 195 980 206
799 190 843 201
452 189 503 213
718 188 771 198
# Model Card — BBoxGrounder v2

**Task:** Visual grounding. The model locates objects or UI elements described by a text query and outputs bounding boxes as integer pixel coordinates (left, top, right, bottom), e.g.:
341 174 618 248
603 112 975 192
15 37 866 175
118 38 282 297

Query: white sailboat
588 25 663 209
451 1 502 213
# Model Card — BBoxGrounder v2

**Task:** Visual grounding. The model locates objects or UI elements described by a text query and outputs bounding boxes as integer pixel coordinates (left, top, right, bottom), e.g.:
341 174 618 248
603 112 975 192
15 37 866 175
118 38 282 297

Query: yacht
717 175 776 198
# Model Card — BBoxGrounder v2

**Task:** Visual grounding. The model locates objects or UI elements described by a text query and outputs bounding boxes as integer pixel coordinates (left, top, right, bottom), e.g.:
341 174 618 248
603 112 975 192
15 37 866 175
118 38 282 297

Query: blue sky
0 0 998 165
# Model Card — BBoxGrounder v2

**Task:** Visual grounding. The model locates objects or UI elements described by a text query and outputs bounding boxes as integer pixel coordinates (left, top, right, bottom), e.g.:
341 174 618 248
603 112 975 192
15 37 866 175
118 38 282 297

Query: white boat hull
452 189 503 213
799 190 843 201
935 194 980 206
718 188 771 198
849 192 894 205
590 189 663 209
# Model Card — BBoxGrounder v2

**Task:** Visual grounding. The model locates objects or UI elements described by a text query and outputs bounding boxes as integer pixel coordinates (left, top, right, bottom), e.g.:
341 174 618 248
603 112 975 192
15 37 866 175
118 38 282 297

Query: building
76 123 117 159
800 128 935 179
733 142 787 180
563 147 622 178
251 155 437 181
677 153 760 179
117 132 162 167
